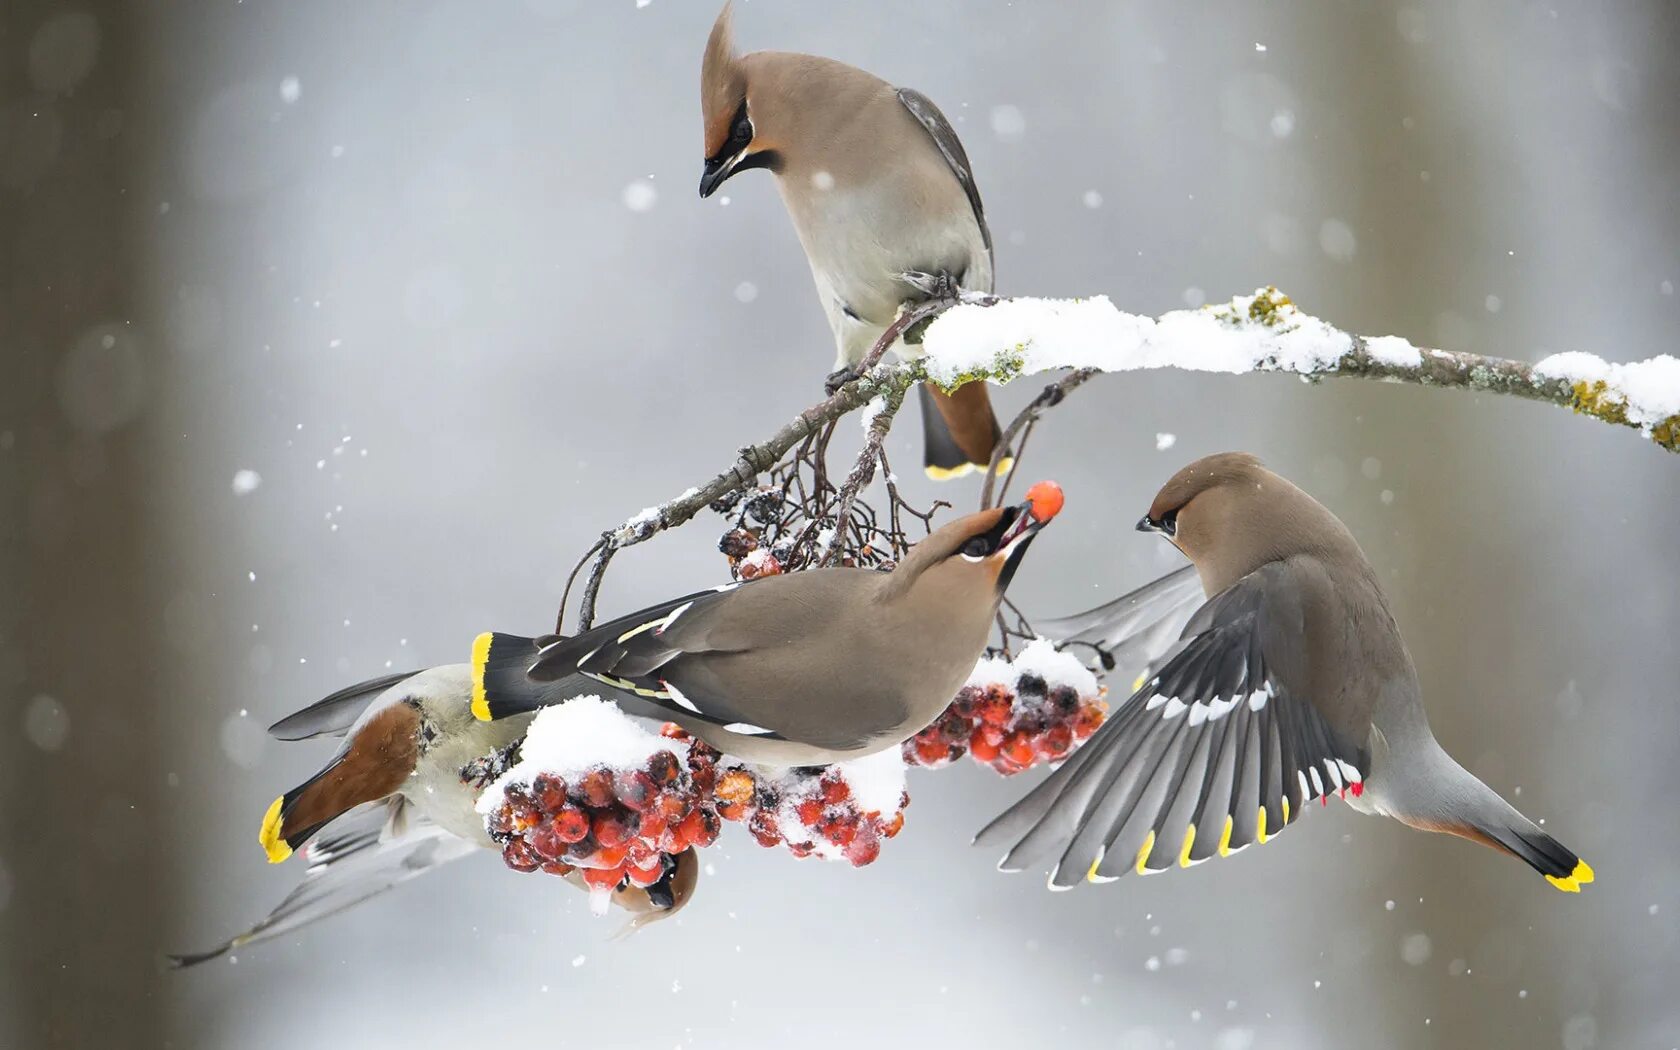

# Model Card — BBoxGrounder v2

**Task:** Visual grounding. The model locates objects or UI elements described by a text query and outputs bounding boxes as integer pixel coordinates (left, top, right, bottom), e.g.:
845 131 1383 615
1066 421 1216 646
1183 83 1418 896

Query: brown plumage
698 3 1006 480
473 485 1065 765
979 454 1592 894
261 701 420 861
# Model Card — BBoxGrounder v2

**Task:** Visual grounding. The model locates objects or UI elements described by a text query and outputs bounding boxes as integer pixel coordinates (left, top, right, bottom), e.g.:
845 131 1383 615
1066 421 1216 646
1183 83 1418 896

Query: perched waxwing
168 667 698 967
473 482 1066 766
698 3 1007 480
978 454 1594 893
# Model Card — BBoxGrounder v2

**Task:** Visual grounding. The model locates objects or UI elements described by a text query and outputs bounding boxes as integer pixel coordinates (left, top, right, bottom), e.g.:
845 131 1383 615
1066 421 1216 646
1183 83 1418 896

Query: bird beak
699 153 736 198
1136 515 1161 534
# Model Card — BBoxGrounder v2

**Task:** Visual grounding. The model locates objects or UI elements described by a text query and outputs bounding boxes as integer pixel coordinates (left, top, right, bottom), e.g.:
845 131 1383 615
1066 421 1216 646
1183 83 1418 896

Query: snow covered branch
560 286 1677 631
921 287 1680 455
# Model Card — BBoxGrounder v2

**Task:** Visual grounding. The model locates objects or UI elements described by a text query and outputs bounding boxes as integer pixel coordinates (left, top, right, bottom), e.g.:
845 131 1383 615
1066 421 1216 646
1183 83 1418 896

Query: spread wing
1033 564 1204 685
168 800 476 967
976 561 1370 888
897 87 992 256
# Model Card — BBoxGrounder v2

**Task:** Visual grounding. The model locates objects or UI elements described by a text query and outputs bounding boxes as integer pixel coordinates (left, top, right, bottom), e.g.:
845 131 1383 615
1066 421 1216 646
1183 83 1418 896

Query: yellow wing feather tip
1256 806 1269 844
1218 816 1234 858
1178 824 1197 868
1086 857 1103 883
469 632 494 721
1134 831 1156 875
259 795 292 864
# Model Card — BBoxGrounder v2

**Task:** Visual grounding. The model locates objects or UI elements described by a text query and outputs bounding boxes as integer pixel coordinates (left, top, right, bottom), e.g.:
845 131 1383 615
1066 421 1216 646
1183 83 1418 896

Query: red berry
579 769 616 808
615 770 659 811
501 838 540 873
1042 723 1074 758
531 773 568 812
881 811 905 839
844 824 881 867
637 813 668 842
715 769 756 806
487 803 513 837
1003 732 1035 767
717 800 749 822
660 723 691 741
819 774 850 805
913 738 948 766
625 858 665 888
786 840 815 858
795 797 826 826
591 842 629 870
527 821 566 861
748 810 782 848
969 733 1001 763
594 813 632 848
625 838 658 867
540 859 575 876
646 750 681 785
552 806 590 843
580 864 625 891
822 814 858 846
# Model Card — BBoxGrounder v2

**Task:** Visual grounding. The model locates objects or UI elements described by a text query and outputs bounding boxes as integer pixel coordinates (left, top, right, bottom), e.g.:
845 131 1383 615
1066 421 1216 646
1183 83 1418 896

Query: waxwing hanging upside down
977 454 1594 893
472 483 1066 767
698 3 1008 480
168 667 699 967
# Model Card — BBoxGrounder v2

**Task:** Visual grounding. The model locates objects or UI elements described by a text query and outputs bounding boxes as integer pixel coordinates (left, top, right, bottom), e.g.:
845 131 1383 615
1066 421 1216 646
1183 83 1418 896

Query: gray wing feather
166 801 476 967
977 562 1370 887
268 671 422 740
896 87 992 256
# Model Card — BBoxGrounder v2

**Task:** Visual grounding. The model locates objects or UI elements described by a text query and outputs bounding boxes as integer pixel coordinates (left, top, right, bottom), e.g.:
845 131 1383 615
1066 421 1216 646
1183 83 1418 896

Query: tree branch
560 286 1676 630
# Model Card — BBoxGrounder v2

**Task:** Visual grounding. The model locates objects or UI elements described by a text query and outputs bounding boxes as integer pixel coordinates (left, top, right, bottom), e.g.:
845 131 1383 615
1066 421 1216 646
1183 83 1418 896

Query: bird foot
825 366 863 395
900 270 961 300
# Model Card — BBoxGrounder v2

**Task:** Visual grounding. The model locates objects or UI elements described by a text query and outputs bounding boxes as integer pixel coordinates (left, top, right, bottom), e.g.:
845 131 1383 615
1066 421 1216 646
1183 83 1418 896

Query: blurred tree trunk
0 2 168 1045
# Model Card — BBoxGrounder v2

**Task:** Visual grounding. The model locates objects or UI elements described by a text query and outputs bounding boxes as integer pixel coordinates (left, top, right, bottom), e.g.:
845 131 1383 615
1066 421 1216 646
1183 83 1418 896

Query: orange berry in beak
1025 480 1064 523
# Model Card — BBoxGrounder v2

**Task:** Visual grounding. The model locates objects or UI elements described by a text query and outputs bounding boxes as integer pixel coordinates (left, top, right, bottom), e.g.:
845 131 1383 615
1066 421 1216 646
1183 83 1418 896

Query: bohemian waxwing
978 454 1594 893
699 2 1007 480
168 667 699 967
472 483 1066 766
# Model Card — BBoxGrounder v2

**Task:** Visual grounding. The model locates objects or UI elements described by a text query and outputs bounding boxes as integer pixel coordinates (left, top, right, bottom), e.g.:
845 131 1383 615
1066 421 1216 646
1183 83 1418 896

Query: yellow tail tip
990 456 1015 478
470 632 494 721
924 461 978 481
259 796 292 864
1572 858 1594 885
1545 874 1581 893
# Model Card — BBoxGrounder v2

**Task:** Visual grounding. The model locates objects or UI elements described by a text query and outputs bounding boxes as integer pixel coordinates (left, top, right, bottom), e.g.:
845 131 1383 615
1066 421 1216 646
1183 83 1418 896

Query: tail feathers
471 632 557 722
1450 813 1594 893
259 764 342 864
920 383 1008 480
1406 767 1594 893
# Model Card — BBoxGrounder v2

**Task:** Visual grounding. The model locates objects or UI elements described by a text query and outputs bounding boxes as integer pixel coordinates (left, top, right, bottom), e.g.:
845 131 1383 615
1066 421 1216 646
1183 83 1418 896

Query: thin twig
556 537 606 634
981 369 1100 509
820 386 906 566
576 544 617 631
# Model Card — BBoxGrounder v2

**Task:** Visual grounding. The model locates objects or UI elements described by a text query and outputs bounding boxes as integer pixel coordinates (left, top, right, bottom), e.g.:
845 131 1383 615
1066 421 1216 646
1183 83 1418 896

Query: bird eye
961 536 991 559
1160 509 1179 536
732 113 753 145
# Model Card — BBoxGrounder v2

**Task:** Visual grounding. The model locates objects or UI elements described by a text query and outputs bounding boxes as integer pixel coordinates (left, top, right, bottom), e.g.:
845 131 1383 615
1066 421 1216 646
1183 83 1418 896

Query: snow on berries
904 638 1107 775
474 697 909 909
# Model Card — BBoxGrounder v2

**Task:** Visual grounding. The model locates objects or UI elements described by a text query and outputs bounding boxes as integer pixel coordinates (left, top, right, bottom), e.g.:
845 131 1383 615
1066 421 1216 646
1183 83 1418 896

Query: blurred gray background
4 1 1678 1047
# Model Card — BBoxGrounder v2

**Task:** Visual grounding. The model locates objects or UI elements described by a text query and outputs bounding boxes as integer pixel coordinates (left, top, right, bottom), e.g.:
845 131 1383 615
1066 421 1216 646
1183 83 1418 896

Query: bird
167 667 699 967
698 2 1007 481
472 481 1066 766
976 453 1594 893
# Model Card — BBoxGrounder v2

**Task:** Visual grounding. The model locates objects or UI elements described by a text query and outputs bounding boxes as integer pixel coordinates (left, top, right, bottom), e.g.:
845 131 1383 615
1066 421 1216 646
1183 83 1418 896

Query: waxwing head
891 481 1063 600
605 847 701 936
699 4 769 197
1137 452 1350 594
